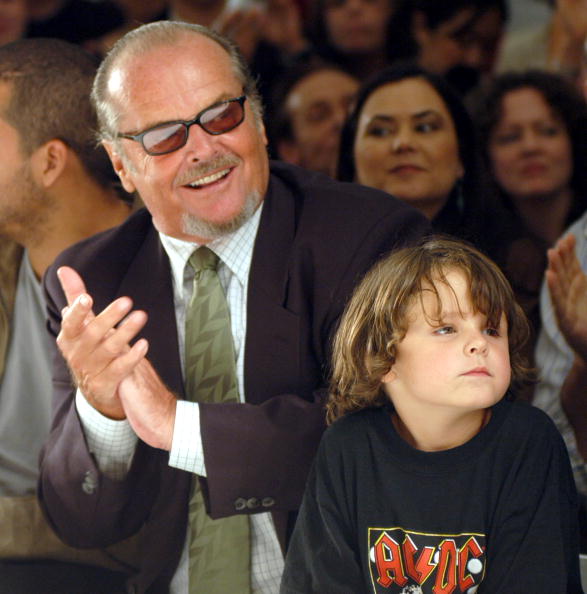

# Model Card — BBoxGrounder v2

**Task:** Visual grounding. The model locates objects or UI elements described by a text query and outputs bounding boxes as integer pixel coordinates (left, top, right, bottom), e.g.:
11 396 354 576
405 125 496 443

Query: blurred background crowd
2 0 587 587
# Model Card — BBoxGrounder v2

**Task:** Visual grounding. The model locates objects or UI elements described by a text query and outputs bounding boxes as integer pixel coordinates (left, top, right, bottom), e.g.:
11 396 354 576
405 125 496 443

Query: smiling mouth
186 168 231 188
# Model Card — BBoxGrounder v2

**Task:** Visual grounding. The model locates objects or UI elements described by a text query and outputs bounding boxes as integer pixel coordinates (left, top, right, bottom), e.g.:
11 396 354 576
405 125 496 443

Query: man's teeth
188 169 229 187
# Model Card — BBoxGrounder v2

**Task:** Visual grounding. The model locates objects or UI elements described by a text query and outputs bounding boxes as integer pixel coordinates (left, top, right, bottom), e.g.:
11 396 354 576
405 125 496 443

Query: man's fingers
61 295 132 341
57 266 89 307
58 297 144 385
107 338 149 381
99 310 149 359
59 293 96 345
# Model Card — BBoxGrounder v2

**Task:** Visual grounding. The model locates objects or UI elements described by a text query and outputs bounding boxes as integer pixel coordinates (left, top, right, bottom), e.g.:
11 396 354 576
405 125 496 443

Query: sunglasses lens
201 99 244 134
143 123 187 155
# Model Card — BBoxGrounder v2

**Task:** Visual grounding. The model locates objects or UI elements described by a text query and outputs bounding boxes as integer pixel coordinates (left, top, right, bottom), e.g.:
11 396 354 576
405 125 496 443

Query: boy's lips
462 367 491 376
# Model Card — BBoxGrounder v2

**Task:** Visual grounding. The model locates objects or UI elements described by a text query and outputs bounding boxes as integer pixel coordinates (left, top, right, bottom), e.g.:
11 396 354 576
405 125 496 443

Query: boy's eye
434 326 455 335
484 327 501 337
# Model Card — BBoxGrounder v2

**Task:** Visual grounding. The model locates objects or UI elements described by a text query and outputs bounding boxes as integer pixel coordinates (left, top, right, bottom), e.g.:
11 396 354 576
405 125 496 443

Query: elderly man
39 21 428 593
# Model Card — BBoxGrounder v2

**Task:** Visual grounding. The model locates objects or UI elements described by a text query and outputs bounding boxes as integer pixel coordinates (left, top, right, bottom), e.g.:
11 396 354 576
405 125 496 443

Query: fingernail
79 294 89 306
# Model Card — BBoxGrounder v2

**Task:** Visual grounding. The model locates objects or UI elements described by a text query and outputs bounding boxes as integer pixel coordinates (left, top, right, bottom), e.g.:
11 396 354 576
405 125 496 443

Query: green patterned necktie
184 246 251 593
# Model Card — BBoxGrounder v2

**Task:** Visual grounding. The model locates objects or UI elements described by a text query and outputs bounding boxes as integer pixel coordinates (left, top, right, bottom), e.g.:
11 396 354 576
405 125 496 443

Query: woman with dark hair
337 63 491 250
387 0 508 95
476 70 587 332
305 0 401 81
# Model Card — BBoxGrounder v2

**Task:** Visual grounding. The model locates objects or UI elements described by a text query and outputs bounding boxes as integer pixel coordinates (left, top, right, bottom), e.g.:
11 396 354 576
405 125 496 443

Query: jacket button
261 497 275 508
246 497 260 510
234 497 246 511
82 471 97 495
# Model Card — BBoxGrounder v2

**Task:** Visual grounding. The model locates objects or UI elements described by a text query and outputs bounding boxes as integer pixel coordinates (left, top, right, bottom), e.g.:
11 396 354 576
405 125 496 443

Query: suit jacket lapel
245 173 301 404
117 225 185 399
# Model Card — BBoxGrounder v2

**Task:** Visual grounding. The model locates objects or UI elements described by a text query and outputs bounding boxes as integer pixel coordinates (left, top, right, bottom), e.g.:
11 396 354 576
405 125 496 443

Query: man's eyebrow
126 91 240 134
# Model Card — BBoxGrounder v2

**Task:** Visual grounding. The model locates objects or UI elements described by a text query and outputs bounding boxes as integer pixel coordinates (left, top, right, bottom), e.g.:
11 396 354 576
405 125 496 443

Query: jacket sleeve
37 266 165 548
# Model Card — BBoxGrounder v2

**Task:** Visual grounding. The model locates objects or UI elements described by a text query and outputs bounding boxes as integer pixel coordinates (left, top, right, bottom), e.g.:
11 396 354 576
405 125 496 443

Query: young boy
280 237 582 593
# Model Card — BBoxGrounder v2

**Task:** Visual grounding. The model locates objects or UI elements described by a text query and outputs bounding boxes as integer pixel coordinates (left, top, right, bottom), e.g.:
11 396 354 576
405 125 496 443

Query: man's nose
184 123 217 161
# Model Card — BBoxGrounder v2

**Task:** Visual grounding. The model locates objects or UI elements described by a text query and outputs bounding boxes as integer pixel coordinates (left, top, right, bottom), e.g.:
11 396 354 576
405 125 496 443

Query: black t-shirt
281 400 582 593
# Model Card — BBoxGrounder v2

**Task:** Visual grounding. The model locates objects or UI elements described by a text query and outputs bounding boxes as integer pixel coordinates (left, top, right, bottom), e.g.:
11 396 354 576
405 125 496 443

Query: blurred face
324 0 393 55
105 34 269 243
489 87 573 203
0 0 26 47
383 269 510 422
0 83 49 243
414 7 504 75
353 77 463 220
282 68 358 176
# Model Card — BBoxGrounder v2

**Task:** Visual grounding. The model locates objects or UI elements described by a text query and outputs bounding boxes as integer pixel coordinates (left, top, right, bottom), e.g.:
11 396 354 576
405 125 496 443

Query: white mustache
175 154 242 187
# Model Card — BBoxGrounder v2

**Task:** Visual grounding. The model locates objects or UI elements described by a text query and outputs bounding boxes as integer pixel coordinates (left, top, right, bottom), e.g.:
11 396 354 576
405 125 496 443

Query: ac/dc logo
367 527 486 593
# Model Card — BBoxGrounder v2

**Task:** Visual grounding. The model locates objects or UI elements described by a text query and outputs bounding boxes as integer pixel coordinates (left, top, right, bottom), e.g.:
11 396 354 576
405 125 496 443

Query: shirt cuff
169 400 206 476
75 389 137 480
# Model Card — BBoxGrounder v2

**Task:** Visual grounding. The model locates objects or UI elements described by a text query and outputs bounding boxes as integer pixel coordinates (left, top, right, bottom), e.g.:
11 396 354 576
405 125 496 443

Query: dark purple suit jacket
39 162 429 593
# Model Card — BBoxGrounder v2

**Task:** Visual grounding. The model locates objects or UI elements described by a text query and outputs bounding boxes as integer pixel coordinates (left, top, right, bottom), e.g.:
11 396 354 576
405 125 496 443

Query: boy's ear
381 367 396 384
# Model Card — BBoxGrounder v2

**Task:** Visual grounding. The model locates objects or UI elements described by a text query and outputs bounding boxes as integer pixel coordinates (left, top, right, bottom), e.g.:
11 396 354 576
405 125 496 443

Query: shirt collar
158 203 263 290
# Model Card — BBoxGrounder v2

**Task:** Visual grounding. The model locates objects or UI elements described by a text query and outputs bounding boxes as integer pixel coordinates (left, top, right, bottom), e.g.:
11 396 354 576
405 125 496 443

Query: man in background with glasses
38 21 428 593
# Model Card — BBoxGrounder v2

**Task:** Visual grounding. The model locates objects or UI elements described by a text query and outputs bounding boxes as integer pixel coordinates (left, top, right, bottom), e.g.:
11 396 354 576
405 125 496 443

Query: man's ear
30 139 68 189
103 140 137 194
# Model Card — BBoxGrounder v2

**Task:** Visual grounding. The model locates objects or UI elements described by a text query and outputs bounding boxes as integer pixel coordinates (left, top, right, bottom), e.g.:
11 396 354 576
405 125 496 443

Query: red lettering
402 535 436 584
414 545 437 585
374 532 408 588
458 537 484 590
433 540 457 594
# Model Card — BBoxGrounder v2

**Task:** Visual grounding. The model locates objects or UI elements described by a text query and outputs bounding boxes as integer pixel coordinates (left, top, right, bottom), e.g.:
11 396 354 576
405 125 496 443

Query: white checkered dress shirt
534 209 587 499
76 204 284 593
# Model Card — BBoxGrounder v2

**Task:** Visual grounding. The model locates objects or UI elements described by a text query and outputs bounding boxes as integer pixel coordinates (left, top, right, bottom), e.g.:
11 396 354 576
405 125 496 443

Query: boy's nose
466 333 488 355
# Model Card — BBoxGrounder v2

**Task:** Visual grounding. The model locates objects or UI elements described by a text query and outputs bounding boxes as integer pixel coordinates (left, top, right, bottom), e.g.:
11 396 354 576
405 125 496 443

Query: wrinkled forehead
107 36 240 125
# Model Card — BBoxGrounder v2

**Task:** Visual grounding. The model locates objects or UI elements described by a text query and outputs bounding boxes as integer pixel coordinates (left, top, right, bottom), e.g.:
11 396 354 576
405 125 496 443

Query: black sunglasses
117 95 247 156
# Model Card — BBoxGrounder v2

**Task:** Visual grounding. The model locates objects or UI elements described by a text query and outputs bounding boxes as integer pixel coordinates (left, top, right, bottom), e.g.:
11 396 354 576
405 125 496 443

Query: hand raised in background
546 233 587 361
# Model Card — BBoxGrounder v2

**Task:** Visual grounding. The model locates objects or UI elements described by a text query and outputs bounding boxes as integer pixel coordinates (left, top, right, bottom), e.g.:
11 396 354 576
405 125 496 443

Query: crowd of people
1 0 587 592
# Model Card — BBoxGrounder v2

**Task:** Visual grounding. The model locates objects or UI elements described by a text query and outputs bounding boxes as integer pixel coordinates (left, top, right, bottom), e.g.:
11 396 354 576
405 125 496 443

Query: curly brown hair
326 236 532 423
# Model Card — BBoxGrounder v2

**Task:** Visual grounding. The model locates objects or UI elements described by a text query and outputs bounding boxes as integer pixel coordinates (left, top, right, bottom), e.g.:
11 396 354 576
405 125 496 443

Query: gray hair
91 20 264 143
